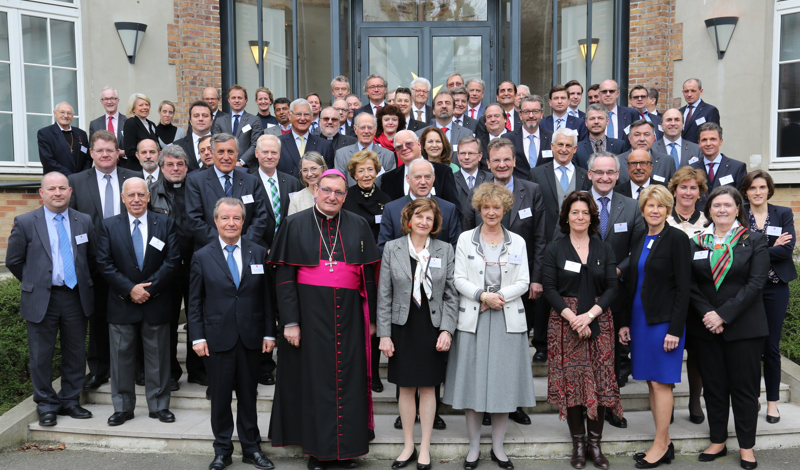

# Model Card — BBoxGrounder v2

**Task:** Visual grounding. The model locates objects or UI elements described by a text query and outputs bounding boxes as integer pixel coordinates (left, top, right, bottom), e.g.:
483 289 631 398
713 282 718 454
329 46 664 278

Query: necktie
146 174 154 187
639 112 645 120
669 143 680 169
232 114 240 134
455 118 462 126
555 118 563 130
132 219 144 270
225 245 240 289
707 162 715 182
506 113 512 131
54 213 77 288
558 166 569 192
440 127 448 139
340 126 346 135
636 186 643 199
599 197 609 241
103 174 114 218
595 139 604 153
470 109 475 119
528 135 537 168
607 111 615 138
310 121 318 135
685 105 694 129
108 116 115 135
224 174 232 197
269 177 281 233
374 106 382 115
468 175 475 189
415 109 423 121
298 135 306 155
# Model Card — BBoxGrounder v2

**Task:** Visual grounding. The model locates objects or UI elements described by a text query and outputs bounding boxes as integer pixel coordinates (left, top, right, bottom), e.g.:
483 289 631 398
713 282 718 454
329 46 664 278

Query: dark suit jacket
528 161 591 240
744 204 798 284
96 211 179 325
453 169 491 214
37 124 91 176
574 137 627 169
679 101 721 143
474 108 522 149
211 110 264 167
122 116 160 172
353 102 386 120
68 167 141 230
617 149 677 186
89 113 127 146
690 154 747 211
320 132 357 154
688 230 769 341
247 167 303 249
508 127 553 180
570 109 586 120
173 134 204 172
410 105 434 125
275 131 335 178
608 106 640 140
185 166 269 248
376 160 461 212
406 117 428 133
188 237 274 352
5 207 96 322
540 114 589 142
453 114 478 133
614 178 668 199
377 195 462 252
462 177 547 283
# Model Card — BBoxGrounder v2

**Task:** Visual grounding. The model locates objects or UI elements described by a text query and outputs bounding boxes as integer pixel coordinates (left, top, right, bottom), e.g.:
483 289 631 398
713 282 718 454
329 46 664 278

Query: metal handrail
0 181 39 189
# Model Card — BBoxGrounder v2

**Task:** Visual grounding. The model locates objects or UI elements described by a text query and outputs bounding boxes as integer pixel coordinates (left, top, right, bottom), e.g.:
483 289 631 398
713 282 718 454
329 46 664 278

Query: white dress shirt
684 99 704 122
372 101 386 116
467 104 482 120
96 168 120 216
522 127 540 162
412 104 426 122
143 167 160 184
630 179 651 199
292 129 309 153
128 210 149 259
554 162 575 187
259 168 278 208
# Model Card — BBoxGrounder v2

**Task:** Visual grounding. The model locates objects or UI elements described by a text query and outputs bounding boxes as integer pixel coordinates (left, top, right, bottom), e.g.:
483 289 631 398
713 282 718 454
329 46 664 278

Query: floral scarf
692 222 747 290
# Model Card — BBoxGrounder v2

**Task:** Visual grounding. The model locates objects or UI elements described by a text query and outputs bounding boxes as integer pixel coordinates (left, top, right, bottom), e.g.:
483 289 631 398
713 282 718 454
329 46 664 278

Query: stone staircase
27 325 800 460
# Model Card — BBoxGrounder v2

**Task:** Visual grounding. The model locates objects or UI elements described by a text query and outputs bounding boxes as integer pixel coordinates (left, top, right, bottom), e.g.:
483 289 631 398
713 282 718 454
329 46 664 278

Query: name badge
509 253 523 265
542 150 553 159
428 257 442 268
719 174 734 186
647 239 654 249
652 174 665 182
694 250 709 260
241 124 252 133
565 260 581 273
75 233 89 245
251 264 265 274
624 125 631 135
267 123 276 128
149 237 165 251
80 145 88 154
452 144 458 153
242 194 254 204
430 187 436 195
688 157 699 165
614 222 628 233
767 225 783 237
289 191 297 200
518 207 532 219
695 117 706 126
374 215 382 224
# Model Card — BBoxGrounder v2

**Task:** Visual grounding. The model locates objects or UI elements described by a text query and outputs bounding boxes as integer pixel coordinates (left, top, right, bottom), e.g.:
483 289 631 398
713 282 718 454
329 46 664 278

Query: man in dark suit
565 80 587 120
575 104 627 169
540 85 589 141
316 106 357 153
451 86 478 132
680 78 721 144
332 98 356 137
452 136 491 213
89 87 127 160
68 130 140 390
614 149 668 199
189 198 275 470
275 99 334 177
599 79 639 140
497 81 522 132
466 78 485 120
409 77 434 124
353 74 388 119
628 85 662 139
654 108 702 170
414 91 474 161
211 85 263 168
96 177 179 426
690 122 747 211
137 139 162 186
173 101 214 172
616 120 676 186
6 172 96 427
334 112 397 187
510 95 554 180
38 102 91 176
186 133 269 250
475 103 512 165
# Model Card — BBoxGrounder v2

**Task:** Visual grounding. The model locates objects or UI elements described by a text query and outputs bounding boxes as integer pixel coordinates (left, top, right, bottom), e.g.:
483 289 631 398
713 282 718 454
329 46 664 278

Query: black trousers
695 334 764 449
170 263 198 381
205 338 262 456
762 281 789 402
87 275 110 378
259 266 279 378
528 297 547 352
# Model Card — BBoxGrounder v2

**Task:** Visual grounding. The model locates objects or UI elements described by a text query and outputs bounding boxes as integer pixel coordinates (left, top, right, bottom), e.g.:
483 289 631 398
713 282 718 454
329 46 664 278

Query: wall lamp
115 22 147 64
705 16 738 59
249 40 270 67
578 38 600 62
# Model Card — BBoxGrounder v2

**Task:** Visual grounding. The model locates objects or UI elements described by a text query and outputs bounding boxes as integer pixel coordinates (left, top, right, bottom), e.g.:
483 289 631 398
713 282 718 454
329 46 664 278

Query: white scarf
408 235 432 307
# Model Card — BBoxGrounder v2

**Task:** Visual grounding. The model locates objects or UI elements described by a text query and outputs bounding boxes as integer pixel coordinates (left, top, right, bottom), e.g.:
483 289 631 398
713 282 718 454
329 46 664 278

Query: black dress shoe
337 459 358 468
392 447 417 468
209 454 233 470
243 451 275 469
135 373 145 386
482 413 491 426
189 373 209 386
634 442 673 463
740 458 758 469
532 351 547 362
698 446 727 462
149 409 176 423
464 452 480 470
83 375 108 390
433 414 446 430
58 405 93 419
417 463 431 470
170 378 180 391
604 413 627 428
372 378 384 393
690 412 705 424
766 413 780 424
107 411 134 426
259 372 276 386
206 388 211 400
509 407 531 425
490 449 513 469
617 376 627 388
38 412 57 427
634 444 674 468
307 457 325 470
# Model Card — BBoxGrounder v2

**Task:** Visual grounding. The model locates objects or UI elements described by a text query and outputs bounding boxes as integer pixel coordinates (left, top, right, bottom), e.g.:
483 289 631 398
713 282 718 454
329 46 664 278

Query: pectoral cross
325 259 337 272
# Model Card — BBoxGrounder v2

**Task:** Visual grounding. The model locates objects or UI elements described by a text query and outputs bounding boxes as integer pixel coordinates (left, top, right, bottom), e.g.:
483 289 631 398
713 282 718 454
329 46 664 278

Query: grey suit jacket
68 167 141 231
263 125 284 137
211 110 263 167
617 149 677 186
334 143 397 187
653 138 702 169
376 237 458 338
89 113 127 148
6 207 96 322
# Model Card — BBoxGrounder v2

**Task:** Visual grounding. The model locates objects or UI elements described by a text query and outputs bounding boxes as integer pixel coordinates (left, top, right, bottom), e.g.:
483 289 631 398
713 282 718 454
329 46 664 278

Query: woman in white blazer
443 183 536 470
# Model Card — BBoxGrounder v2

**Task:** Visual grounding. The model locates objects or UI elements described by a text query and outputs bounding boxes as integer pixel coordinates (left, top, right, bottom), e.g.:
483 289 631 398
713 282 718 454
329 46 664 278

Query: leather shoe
509 407 531 425
417 463 432 470
307 457 325 470
482 413 491 426
83 374 108 390
394 415 403 429
634 443 674 468
337 459 358 468
188 373 209 386
766 413 780 424
149 409 176 423
740 458 758 469
38 411 57 427
372 378 384 393
604 413 627 428
170 378 180 391
107 411 134 426
135 373 145 386
698 446 727 462
433 414 446 430
532 351 547 362
617 376 627 388
464 452 480 470
392 447 417 468
490 449 513 469
209 454 233 470
206 388 211 400
58 405 92 419
689 412 705 424
259 372 276 386
243 451 275 469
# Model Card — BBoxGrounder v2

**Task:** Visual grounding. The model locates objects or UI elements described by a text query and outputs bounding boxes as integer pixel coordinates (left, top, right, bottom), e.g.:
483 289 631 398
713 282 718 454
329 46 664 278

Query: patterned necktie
269 177 281 233
468 175 475 189
636 186 643 199
132 219 144 270
685 105 694 129
103 174 114 218
556 118 563 130
558 166 569 191
669 143 680 169
506 113 512 131
224 174 232 197
416 109 423 121
232 114 240 134
599 197 609 241
54 213 77 288
225 245 240 289
528 135 537 168
607 111 615 138
298 135 306 155
146 174 154 187
595 139 604 153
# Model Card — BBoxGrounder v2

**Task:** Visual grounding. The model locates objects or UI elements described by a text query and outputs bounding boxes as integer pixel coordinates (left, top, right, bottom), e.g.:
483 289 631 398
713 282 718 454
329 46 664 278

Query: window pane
777 111 800 158
520 0 553 98
297 0 331 97
432 36 482 92
0 113 12 161
53 68 78 110
364 0 417 21
364 0 487 22
22 16 50 65
0 12 9 62
368 36 419 91
51 20 76 68
780 12 800 62
27 114 53 164
25 65 51 114
0 63 11 112
779 62 800 110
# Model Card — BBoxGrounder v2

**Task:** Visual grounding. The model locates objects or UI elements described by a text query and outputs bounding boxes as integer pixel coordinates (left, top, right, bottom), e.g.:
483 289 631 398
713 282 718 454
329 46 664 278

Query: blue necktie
555 118 563 130
132 219 144 270
669 143 680 169
225 245 239 289
558 166 569 192
528 135 537 168
224 174 232 197
232 114 240 134
55 213 77 288
599 197 610 241
607 112 615 138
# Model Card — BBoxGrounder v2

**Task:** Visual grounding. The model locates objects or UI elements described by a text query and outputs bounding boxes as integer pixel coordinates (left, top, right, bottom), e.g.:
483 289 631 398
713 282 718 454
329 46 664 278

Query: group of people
9 72 793 470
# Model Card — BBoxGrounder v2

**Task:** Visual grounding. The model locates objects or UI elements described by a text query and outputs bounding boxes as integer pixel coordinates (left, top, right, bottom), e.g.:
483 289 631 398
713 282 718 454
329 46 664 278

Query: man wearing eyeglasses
616 119 676 187
599 79 639 141
333 98 356 137
409 77 434 124
335 112 397 186
90 87 126 159
353 74 388 119
615 149 666 199
574 104 628 169
509 95 554 180
628 85 662 139
452 135 491 214
276 98 335 177
39 102 92 176
317 106 356 153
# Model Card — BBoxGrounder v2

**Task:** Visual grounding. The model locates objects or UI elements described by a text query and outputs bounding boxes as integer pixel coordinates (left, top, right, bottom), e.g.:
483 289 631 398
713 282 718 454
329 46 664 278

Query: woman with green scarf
687 186 769 470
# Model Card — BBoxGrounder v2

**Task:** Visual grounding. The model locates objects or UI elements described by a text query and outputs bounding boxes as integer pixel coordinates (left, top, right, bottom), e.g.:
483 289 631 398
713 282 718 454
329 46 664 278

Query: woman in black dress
342 149 392 243
155 100 187 147
122 93 160 171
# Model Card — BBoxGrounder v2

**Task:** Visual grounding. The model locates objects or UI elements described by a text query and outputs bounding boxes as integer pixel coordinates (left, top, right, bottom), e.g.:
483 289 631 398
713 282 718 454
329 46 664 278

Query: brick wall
0 188 43 262
771 186 800 234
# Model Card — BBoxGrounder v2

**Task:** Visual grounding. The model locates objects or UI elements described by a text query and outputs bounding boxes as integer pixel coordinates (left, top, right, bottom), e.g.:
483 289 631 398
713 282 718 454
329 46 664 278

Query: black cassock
268 206 380 461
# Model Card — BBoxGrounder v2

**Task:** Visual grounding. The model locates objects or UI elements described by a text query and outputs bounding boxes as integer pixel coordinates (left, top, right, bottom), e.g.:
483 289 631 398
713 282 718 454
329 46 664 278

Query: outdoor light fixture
705 16 738 59
115 22 147 64
578 38 600 61
249 40 270 67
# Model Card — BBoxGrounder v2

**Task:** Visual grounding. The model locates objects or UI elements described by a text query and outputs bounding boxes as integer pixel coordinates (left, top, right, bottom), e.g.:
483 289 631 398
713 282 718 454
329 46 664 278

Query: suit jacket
247 167 303 249
679 101 721 143
334 143 397 187
540 114 589 142
211 110 264 167
185 166 269 248
37 124 91 176
574 137 627 169
453 169 491 214
617 149 677 186
688 230 769 341
68 167 141 230
405 116 428 133
96 211 179 325
274 131 335 178
462 177 547 283
173 134 204 172
745 204 798 284
376 160 461 212
614 178 668 199
263 126 285 137
89 113 127 147
377 195 462 252
690 154 747 211
188 237 274 352
453 114 478 133
653 138 702 169
319 132 357 154
409 105 434 125
122 116 159 171
528 161 591 240
5 207 96 322
353 102 383 120
569 109 586 120
608 106 640 140
376 237 458 337
507 127 554 180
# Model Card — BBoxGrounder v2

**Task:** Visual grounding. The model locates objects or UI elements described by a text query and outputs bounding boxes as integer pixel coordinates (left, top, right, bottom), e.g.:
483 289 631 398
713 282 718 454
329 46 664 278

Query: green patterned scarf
692 223 747 290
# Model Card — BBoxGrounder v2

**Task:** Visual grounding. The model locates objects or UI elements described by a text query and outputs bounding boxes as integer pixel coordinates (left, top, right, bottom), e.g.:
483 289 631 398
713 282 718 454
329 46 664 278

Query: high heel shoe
391 448 417 469
634 444 674 468
490 449 513 469
464 452 480 470
698 445 727 462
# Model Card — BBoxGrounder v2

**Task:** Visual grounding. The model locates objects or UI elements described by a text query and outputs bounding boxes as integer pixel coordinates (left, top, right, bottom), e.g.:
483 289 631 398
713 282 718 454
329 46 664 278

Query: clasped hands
562 307 600 340
703 311 725 335
129 282 152 304
480 292 505 312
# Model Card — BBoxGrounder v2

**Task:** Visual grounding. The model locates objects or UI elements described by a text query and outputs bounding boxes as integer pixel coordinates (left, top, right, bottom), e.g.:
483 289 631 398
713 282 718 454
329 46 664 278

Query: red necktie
108 116 115 135
470 109 475 119
506 112 512 131
707 162 715 182
281 128 291 135
685 105 694 129
639 112 645 119
441 127 448 133
374 106 382 115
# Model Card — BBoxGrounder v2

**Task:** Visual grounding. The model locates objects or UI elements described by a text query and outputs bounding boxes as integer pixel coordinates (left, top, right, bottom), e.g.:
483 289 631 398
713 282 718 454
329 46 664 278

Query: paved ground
2 447 800 470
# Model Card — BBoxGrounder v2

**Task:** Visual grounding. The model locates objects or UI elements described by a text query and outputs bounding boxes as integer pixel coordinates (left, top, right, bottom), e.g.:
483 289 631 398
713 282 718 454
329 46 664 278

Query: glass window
0 11 12 162
431 35 482 92
364 0 487 22
368 36 419 91
520 0 553 101
776 9 800 159
297 0 331 98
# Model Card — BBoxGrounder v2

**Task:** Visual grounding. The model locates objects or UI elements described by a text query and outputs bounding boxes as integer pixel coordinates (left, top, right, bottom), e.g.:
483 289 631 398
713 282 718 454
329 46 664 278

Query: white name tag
288 191 297 200
75 233 88 245
452 144 458 152
767 225 783 237
509 253 523 265
694 250 709 260
251 264 264 274
267 123 276 128
647 239 654 249
652 174 665 182
542 150 553 159
614 222 628 233
518 207 532 219
374 215 382 224
149 237 165 251
624 125 631 135
428 257 442 268
719 174 734 186
80 145 88 153
241 124 252 133
695 117 706 126
430 187 436 195
242 194 254 204
565 260 581 273
688 157 699 165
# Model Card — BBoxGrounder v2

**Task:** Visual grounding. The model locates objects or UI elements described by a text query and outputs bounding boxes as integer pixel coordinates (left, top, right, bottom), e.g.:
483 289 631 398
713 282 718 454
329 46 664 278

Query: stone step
28 403 800 459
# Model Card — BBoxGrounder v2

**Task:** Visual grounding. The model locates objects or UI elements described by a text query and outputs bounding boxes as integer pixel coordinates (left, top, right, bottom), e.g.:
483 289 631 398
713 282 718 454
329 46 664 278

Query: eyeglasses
520 110 543 116
481 253 507 266
590 170 618 176
630 95 647 100
321 117 338 122
394 140 416 151
599 90 617 94
101 98 119 102
458 152 480 158
627 161 652 167
367 85 386 90
292 112 312 118
413 89 429 94
301 166 323 174
334 107 349 113
318 186 346 199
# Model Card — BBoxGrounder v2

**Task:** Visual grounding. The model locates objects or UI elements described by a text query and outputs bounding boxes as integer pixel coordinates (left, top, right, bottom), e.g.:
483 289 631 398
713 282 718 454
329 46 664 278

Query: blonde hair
126 93 151 118
638 184 674 213
471 183 514 213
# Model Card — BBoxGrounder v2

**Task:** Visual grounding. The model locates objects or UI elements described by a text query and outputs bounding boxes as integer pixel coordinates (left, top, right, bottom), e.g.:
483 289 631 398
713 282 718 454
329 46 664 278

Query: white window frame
0 0 83 175
770 0 800 170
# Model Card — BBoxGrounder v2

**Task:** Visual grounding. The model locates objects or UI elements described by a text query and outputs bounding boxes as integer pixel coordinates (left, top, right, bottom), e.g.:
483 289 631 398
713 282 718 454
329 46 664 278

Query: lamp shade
115 22 147 64
578 38 600 61
249 40 270 67
705 16 738 59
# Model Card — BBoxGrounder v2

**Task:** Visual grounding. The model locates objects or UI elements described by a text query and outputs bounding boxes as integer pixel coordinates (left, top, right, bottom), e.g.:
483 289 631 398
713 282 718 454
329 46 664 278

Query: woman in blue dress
619 185 692 468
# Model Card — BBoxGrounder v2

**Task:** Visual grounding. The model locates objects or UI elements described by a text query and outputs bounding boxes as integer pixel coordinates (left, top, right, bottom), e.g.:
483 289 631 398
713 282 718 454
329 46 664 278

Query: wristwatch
587 312 595 320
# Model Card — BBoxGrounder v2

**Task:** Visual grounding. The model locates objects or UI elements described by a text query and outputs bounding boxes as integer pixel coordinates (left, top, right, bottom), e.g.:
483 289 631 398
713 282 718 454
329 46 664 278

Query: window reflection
364 0 487 22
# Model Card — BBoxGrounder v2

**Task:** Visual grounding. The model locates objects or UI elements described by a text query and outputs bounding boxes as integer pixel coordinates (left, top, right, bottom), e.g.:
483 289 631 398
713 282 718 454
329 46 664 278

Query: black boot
566 407 587 469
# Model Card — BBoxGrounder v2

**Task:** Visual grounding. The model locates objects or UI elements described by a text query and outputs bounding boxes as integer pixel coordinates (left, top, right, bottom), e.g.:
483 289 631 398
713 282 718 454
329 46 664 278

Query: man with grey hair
333 98 356 136
331 75 351 100
202 86 221 120
466 77 485 119
410 77 433 123
450 86 478 132
574 103 628 169
276 98 335 176
679 78 720 143
317 106 356 152
39 102 91 176
599 79 639 141
354 73 388 118
335 111 396 186
515 84 531 109
137 138 161 186
90 86 126 158
616 119 676 186
446 73 464 90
